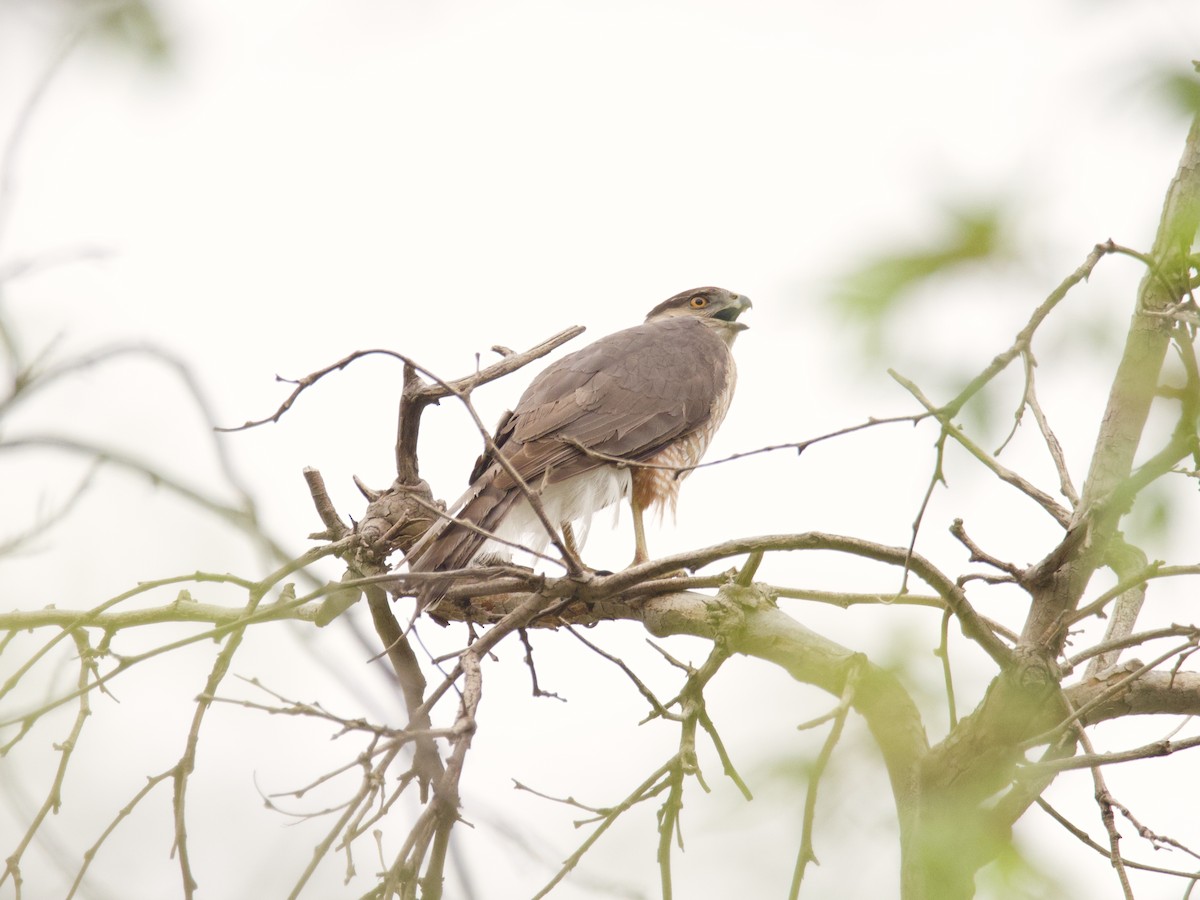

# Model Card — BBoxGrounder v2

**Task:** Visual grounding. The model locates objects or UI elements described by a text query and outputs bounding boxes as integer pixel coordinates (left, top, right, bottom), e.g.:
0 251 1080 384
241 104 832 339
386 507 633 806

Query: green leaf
834 202 1014 323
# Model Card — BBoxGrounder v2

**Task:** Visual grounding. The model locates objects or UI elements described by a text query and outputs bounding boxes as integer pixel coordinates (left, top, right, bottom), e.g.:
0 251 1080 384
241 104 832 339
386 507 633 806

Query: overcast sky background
3 1 1200 898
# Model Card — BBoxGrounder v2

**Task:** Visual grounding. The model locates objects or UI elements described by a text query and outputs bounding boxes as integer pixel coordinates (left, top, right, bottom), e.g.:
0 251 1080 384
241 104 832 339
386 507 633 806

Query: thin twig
949 518 1024 580
892 371 1072 527
697 709 752 801
218 328 582 434
511 780 609 817
0 631 95 891
1067 560 1168 626
286 743 406 899
172 578 277 898
1037 798 1200 880
518 628 565 701
937 608 959 730
940 240 1120 417
656 643 731 900
1110 792 1200 862
1022 349 1081 505
558 412 924 477
1016 734 1200 775
0 12 91 249
565 626 672 720
1076 725 1135 900
531 761 676 900
789 658 862 899
64 769 174 899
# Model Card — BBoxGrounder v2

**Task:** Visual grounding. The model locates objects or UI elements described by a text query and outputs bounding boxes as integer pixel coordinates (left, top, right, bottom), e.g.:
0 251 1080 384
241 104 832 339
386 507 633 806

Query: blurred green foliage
1125 477 1178 545
94 0 170 63
834 202 1015 326
1155 61 1200 118
0 0 171 64
974 840 1066 900
828 198 1024 448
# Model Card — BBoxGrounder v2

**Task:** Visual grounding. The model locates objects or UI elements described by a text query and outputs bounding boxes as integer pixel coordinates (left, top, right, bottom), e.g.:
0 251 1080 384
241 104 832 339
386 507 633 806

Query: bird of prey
409 286 751 581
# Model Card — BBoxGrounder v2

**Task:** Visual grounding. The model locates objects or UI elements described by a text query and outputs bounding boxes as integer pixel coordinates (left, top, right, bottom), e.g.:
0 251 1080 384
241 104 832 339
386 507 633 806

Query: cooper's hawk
409 286 751 580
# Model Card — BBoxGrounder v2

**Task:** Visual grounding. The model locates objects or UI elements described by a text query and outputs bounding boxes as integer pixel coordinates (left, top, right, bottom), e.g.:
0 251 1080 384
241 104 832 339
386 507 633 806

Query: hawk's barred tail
407 474 518 600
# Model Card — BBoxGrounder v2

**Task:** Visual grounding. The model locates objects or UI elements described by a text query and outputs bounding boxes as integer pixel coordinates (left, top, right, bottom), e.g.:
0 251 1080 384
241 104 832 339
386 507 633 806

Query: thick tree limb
1067 669 1200 724
1021 115 1200 652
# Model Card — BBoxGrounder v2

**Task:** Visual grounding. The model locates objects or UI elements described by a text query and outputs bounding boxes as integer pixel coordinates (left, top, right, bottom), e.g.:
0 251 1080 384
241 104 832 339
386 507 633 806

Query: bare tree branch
789 657 862 899
1020 117 1200 652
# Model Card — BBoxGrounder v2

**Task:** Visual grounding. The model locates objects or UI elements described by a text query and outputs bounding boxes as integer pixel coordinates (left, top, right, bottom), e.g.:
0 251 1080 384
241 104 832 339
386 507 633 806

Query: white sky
3 1 1200 898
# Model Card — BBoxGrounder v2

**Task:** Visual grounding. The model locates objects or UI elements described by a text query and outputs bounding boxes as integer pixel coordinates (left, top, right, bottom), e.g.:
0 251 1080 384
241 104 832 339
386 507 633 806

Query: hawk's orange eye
689 297 708 309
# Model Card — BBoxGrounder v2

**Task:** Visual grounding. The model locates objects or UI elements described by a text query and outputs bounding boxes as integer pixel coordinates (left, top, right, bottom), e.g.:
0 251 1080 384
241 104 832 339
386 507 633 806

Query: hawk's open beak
714 294 752 329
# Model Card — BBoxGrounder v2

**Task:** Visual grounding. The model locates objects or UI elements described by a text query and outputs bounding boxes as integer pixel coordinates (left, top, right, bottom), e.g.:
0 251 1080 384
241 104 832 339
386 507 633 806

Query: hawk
410 286 751 581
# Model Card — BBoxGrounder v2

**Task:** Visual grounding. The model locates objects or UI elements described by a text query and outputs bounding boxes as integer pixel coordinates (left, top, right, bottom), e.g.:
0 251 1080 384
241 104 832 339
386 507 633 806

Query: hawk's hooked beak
714 294 752 330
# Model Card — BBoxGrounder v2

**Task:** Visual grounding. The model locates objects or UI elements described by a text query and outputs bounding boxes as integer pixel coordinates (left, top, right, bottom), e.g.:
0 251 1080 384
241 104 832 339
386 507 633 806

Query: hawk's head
644 287 752 338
